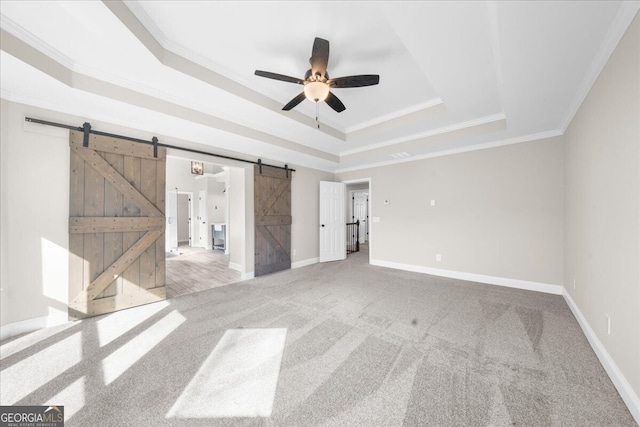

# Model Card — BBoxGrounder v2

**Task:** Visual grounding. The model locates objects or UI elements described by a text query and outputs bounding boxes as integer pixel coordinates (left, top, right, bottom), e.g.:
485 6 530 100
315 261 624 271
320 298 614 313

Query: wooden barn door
68 130 166 319
254 165 291 276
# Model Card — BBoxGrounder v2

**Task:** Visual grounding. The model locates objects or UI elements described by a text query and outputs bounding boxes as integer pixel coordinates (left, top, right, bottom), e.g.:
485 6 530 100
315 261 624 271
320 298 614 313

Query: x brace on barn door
67 129 168 318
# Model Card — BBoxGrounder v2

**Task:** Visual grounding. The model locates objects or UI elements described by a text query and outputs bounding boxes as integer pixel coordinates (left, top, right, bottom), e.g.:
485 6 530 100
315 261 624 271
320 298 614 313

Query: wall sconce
191 161 204 175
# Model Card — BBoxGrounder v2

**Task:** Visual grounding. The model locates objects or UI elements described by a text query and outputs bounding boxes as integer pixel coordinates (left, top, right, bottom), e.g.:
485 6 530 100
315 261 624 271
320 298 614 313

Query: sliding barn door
68 130 166 320
254 165 291 276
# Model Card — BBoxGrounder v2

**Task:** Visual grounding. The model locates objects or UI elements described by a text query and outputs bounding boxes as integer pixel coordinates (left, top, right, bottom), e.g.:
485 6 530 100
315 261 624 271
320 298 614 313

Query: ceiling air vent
390 152 410 159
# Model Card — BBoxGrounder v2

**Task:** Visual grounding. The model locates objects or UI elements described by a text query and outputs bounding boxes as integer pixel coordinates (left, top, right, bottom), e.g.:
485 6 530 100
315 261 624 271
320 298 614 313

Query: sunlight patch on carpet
0 331 82 405
101 310 185 385
0 321 76 361
167 328 287 419
97 300 169 347
43 375 85 421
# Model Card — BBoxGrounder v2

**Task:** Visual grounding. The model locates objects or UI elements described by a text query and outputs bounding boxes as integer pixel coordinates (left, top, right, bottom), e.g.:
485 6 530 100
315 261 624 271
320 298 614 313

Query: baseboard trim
370 259 563 295
369 258 638 422
292 257 319 269
228 262 253 280
563 290 640 424
0 314 67 342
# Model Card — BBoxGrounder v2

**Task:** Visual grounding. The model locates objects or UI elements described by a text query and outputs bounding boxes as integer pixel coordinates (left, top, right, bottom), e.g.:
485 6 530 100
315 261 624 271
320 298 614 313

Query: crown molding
344 98 444 134
335 128 562 174
110 0 345 141
122 0 168 46
339 112 506 157
560 2 640 133
0 15 75 70
487 1 506 111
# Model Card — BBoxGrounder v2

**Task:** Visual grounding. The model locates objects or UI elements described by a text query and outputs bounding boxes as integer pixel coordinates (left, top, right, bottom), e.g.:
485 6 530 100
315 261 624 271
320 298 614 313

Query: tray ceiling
1 1 637 172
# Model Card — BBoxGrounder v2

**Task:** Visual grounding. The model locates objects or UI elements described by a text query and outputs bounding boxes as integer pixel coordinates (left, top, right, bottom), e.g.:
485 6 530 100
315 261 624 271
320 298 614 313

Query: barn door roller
82 122 91 147
24 117 295 173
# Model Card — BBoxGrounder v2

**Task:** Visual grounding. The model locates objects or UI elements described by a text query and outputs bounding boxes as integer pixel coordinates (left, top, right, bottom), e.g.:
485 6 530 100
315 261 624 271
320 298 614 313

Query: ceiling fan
255 37 380 113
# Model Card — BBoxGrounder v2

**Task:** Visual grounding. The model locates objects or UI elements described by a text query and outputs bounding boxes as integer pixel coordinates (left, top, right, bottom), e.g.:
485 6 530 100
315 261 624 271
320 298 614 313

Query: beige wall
208 181 226 224
228 166 249 273
1 99 9 326
0 99 71 327
291 166 335 264
338 136 565 286
564 12 640 397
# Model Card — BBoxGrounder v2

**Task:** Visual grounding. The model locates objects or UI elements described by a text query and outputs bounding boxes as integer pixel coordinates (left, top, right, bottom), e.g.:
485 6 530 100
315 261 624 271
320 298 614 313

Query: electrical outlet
605 314 611 335
436 253 442 262
292 249 296 257
573 278 576 290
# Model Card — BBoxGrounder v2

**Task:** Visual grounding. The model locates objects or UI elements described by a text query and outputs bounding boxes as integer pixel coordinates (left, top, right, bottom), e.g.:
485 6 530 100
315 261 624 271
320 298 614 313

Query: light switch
430 200 435 206
372 217 381 223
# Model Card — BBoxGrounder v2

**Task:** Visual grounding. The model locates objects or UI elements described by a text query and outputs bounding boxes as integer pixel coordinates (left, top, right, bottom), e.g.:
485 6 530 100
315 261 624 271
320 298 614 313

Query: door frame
319 181 346 263
177 191 194 247
349 190 369 244
342 178 372 264
198 189 209 249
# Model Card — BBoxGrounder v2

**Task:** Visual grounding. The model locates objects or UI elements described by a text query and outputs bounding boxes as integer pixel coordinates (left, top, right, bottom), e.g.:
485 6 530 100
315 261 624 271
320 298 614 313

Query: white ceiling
1 1 638 172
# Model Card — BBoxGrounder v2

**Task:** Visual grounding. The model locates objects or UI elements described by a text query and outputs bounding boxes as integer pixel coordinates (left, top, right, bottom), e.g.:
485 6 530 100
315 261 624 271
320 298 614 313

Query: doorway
164 157 242 298
319 179 372 264
350 190 369 244
344 179 372 261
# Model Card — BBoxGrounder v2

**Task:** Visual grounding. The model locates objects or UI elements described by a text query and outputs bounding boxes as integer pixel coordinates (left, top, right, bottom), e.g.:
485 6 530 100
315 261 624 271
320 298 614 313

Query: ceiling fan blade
282 92 307 111
328 75 380 88
325 91 346 113
310 37 330 80
255 70 304 85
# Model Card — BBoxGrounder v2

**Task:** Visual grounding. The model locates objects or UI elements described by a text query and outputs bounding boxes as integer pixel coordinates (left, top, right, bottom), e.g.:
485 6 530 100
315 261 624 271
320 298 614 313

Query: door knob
321 224 325 227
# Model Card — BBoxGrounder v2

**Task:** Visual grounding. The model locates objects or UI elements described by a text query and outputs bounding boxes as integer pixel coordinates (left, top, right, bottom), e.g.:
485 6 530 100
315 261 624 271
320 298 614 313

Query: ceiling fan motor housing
305 69 328 82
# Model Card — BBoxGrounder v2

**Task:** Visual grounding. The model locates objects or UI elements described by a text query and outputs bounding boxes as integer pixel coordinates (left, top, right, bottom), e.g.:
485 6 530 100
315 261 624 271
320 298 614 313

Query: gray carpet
1 249 636 426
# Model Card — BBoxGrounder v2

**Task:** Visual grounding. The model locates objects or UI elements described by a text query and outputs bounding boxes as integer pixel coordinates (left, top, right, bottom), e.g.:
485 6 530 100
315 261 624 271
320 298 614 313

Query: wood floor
165 242 368 299
165 245 241 298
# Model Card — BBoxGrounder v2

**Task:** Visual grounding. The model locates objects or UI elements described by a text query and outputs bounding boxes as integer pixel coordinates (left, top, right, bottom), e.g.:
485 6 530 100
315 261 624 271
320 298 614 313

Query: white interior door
319 181 346 262
177 193 190 244
166 188 178 252
353 192 368 243
198 189 208 248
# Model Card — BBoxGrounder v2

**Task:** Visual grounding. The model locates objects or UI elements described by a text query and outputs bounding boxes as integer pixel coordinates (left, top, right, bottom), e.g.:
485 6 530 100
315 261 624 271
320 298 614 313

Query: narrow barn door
68 130 166 320
254 165 291 276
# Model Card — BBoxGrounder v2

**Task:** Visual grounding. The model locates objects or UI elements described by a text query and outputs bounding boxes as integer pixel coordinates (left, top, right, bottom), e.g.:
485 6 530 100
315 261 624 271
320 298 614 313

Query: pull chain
315 102 320 129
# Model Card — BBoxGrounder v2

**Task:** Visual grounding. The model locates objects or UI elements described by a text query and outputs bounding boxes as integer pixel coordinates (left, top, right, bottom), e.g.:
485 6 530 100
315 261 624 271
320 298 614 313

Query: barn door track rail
25 117 295 174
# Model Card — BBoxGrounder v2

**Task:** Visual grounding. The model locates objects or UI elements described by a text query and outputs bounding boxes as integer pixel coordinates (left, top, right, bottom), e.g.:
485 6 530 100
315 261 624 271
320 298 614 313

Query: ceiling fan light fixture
304 81 330 102
255 37 379 112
